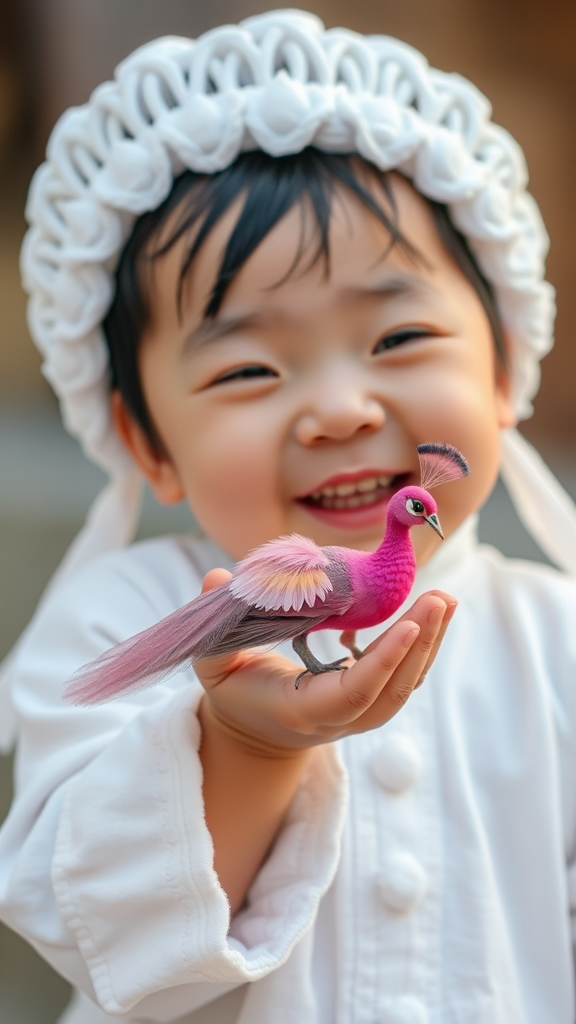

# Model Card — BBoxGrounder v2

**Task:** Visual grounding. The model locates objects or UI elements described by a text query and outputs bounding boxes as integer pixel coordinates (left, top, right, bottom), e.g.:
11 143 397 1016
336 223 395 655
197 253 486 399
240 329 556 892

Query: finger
288 617 422 731
414 599 457 687
195 623 299 691
352 595 447 730
359 590 455 662
201 567 233 593
195 568 240 688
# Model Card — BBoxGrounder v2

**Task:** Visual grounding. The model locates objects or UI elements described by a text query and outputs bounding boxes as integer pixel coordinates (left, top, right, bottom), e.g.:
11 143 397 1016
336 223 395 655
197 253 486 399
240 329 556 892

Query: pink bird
66 443 469 703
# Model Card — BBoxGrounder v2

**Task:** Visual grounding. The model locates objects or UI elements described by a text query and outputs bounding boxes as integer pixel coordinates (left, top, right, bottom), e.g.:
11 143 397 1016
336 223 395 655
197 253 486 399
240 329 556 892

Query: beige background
0 1 574 1021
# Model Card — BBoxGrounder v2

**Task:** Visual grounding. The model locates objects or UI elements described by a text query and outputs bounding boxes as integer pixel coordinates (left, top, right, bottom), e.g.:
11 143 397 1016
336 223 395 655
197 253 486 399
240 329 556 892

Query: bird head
388 486 443 539
386 443 469 540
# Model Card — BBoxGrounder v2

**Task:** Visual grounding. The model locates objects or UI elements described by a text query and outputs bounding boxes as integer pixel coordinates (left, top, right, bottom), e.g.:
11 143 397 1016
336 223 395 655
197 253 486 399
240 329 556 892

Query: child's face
122 172 513 562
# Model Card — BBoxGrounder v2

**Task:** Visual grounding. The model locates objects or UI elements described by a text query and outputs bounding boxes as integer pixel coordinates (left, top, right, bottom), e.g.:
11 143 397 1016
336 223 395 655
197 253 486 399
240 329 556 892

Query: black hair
103 148 506 448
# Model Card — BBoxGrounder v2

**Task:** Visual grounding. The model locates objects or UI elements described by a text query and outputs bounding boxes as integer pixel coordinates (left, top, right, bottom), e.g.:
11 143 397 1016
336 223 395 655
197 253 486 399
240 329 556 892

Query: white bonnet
2 9 576 751
22 7 555 476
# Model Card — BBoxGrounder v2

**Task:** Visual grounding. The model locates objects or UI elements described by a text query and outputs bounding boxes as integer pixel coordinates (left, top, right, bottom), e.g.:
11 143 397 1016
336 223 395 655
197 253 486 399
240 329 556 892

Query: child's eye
212 365 278 385
373 328 433 353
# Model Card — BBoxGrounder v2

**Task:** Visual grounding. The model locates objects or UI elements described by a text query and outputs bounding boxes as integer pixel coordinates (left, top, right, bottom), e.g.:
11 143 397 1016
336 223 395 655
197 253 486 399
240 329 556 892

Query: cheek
172 403 285 551
408 358 502 529
430 392 500 513
411 352 500 446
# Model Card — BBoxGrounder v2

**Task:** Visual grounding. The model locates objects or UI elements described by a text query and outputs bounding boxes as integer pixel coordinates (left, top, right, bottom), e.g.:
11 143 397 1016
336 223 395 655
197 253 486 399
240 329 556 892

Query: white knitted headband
2 9 576 751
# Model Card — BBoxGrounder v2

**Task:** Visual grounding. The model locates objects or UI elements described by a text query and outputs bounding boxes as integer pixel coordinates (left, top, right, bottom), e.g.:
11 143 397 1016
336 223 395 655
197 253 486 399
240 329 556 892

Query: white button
377 852 428 913
370 735 422 793
380 995 429 1024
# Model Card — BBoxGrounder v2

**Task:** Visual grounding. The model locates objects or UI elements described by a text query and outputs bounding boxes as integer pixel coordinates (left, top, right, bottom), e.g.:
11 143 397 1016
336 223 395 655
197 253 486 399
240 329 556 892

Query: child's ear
494 359 516 429
111 391 186 505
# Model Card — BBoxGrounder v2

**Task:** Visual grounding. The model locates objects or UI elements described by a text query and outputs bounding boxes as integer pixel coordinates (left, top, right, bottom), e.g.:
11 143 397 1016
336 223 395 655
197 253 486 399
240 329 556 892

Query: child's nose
294 386 385 445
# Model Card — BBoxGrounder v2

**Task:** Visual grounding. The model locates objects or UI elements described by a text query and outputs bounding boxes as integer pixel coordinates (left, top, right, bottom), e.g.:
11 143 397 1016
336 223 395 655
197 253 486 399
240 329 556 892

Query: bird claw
339 630 364 661
294 658 350 689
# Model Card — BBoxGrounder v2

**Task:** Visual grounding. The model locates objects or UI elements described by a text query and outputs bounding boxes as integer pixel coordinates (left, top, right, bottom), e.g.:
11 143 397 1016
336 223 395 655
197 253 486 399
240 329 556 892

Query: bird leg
292 634 349 689
339 630 364 662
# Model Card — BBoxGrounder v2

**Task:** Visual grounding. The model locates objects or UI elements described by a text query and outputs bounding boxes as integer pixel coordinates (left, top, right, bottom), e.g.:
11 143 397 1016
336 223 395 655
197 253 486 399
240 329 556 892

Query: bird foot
294 658 349 689
339 630 364 662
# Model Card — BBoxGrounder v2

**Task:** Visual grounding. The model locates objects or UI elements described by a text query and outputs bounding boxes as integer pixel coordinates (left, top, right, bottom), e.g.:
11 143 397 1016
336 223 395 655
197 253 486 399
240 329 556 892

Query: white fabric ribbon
500 428 576 576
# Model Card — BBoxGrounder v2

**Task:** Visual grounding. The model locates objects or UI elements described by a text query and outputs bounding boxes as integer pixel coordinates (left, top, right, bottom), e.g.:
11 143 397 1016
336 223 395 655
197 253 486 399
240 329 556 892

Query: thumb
201 567 233 593
196 567 248 690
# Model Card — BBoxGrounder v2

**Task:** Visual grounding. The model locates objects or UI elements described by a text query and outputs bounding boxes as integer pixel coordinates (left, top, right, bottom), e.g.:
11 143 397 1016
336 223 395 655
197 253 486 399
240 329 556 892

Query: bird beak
424 513 444 540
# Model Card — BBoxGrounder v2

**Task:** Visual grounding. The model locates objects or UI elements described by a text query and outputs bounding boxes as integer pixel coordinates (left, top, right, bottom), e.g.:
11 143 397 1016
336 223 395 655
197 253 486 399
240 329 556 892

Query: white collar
411 514 479 600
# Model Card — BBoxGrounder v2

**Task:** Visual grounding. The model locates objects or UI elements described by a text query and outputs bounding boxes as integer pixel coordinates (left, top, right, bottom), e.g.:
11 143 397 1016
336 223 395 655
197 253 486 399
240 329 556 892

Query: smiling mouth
299 473 409 511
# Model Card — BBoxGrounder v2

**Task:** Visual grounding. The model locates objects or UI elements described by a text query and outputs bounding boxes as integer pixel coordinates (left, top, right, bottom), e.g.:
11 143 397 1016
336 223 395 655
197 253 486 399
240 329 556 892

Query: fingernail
428 602 447 629
402 625 420 648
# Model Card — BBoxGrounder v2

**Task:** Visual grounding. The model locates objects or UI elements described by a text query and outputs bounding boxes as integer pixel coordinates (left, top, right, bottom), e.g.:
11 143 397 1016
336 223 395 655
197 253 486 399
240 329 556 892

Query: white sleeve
0 544 348 1019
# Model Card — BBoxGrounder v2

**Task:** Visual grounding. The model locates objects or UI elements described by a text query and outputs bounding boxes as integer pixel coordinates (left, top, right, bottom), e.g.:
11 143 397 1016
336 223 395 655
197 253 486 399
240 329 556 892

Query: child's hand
196 568 456 753
196 568 456 911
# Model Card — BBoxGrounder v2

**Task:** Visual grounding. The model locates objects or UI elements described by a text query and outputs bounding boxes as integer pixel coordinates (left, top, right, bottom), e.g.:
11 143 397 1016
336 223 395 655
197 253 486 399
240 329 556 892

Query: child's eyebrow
181 311 284 357
343 274 434 302
180 274 432 357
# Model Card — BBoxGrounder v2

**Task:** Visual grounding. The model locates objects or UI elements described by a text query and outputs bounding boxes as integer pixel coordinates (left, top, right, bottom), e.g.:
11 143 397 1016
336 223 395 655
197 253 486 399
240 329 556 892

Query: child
1 10 576 1023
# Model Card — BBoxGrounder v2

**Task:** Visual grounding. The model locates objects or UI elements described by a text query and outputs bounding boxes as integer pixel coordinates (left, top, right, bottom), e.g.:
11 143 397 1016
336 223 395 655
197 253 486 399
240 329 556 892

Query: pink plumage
229 534 334 611
65 443 469 704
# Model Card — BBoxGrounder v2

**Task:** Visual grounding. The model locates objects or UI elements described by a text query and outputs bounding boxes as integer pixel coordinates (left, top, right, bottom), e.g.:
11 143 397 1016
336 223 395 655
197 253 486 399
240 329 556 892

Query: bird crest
230 534 333 612
417 443 470 490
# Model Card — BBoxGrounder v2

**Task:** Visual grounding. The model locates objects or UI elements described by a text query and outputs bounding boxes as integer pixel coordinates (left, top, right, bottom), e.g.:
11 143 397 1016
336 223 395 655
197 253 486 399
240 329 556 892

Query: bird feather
417 443 470 490
229 533 333 612
65 582 247 704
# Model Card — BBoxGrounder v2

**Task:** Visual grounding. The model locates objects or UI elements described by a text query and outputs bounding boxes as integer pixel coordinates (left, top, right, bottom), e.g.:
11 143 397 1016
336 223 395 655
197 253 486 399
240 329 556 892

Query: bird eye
406 498 425 516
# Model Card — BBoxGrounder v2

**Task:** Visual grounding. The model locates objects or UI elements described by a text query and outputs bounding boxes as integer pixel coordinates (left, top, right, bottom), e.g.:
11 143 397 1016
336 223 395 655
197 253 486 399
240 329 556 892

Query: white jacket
1 518 576 1024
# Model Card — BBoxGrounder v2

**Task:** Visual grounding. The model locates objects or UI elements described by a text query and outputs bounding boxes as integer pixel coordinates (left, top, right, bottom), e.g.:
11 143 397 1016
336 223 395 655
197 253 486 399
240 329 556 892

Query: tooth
378 475 393 487
357 477 378 493
347 496 362 507
310 492 321 499
335 483 356 497
360 492 377 505
322 486 336 497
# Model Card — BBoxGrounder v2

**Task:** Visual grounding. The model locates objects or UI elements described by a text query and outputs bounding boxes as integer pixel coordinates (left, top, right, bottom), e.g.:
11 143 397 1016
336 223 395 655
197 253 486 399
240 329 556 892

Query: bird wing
203 546 356 655
229 533 336 612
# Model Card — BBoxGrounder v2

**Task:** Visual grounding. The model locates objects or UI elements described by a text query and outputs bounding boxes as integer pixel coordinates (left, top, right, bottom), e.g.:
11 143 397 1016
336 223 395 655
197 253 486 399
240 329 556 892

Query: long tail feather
65 583 247 705
203 610 323 657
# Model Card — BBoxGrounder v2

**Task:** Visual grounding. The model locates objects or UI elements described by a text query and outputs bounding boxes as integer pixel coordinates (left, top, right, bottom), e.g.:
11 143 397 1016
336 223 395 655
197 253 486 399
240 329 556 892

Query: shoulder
14 533 231 675
57 534 212 614
69 530 231 604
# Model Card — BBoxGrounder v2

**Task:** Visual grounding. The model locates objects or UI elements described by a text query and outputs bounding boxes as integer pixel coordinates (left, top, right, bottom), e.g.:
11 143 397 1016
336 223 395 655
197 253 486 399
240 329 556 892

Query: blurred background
0 1 574 1020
